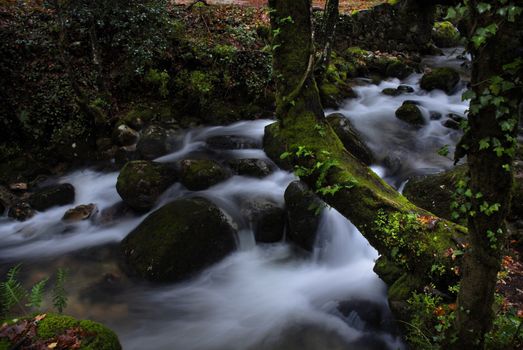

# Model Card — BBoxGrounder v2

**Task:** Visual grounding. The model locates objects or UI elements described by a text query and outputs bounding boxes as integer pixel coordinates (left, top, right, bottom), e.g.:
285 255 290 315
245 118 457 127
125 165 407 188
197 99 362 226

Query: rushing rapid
0 49 470 350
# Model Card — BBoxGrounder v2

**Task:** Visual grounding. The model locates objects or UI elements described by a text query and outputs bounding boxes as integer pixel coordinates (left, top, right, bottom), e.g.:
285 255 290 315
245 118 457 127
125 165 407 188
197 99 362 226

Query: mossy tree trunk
452 1 523 347
266 0 467 313
315 0 339 84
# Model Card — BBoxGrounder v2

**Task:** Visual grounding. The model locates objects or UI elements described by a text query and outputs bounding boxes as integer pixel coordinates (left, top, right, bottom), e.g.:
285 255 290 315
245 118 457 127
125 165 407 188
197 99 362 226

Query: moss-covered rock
28 183 75 211
385 60 414 79
112 124 139 146
395 102 425 126
227 159 273 178
284 181 324 251
420 67 460 94
432 21 461 48
121 197 236 282
136 125 172 160
7 201 34 221
0 313 121 350
179 159 230 191
326 113 375 165
116 160 177 211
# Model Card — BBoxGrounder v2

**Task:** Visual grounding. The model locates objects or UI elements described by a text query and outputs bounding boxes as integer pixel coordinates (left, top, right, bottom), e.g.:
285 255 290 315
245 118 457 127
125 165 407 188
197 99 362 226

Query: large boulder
432 21 461 48
326 113 375 165
385 60 414 79
28 183 75 211
116 160 177 211
284 181 324 251
420 67 460 94
395 102 425 126
121 197 236 282
179 159 230 191
0 313 121 350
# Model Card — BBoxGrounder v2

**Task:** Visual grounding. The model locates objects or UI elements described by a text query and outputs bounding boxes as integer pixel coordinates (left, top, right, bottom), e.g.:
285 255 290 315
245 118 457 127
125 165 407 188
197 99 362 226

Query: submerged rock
241 198 285 243
179 159 230 191
0 313 122 350
420 67 460 94
284 181 324 251
28 183 75 211
206 135 261 150
227 158 273 178
326 113 375 165
121 197 236 282
116 160 177 211
395 102 425 126
62 203 97 222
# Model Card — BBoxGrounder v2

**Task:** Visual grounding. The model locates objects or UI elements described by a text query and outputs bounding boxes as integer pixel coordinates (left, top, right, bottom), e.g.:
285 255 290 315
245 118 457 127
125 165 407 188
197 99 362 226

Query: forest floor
174 0 385 12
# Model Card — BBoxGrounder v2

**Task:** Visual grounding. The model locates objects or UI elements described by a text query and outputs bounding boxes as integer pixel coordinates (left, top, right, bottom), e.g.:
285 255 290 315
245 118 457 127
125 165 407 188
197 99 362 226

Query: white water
0 49 470 350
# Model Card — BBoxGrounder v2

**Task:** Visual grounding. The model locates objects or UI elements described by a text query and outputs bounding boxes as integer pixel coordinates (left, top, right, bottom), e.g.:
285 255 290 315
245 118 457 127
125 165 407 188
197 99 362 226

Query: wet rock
179 159 230 191
432 21 461 48
326 113 375 165
385 60 413 79
338 299 397 333
241 198 285 243
8 202 35 221
136 125 170 160
28 183 75 211
429 111 442 120
227 159 273 178
62 203 97 222
395 102 425 126
114 145 139 166
443 113 465 130
403 165 467 222
116 160 177 211
113 124 139 146
284 181 324 251
121 197 236 282
420 67 460 94
397 85 414 93
381 88 401 96
97 202 134 225
9 183 28 192
206 135 261 150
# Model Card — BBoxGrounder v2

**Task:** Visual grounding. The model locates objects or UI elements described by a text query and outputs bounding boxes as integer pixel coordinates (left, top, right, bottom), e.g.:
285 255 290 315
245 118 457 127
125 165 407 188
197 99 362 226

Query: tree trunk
266 0 467 312
452 2 523 347
315 0 338 84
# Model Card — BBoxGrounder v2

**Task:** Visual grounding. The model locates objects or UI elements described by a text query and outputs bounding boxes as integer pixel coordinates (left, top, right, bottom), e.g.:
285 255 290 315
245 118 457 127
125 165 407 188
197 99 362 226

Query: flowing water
0 49 470 349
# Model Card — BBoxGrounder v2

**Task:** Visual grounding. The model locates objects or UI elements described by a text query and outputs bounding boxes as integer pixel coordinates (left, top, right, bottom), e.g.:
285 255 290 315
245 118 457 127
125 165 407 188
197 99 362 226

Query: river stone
284 181 324 251
206 135 261 150
62 203 97 222
136 125 170 160
397 85 415 93
121 197 236 282
326 113 375 165
28 183 75 211
420 67 460 94
241 198 285 243
8 201 35 221
381 88 401 96
116 160 177 211
179 159 230 191
113 124 139 146
227 158 273 178
395 102 425 126
385 60 413 79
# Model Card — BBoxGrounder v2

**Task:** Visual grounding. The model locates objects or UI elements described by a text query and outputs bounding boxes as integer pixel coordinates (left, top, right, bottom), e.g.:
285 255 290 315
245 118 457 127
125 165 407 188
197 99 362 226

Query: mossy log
266 0 467 310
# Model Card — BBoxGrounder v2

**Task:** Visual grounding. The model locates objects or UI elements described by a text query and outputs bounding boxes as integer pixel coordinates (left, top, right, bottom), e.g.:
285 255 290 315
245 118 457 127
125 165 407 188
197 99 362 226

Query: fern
0 264 27 315
52 268 68 313
26 277 48 309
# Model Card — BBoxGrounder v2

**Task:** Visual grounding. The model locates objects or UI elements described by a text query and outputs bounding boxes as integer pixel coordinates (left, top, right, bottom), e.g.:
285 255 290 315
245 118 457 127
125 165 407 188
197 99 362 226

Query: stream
0 48 470 349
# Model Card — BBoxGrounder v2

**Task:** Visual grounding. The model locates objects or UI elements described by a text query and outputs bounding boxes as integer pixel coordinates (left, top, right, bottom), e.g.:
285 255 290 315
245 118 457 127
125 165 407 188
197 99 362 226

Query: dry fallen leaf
48 342 58 349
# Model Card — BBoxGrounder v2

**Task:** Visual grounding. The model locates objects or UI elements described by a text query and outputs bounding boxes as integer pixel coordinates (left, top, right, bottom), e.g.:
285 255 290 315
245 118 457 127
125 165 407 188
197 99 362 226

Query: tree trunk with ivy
265 0 467 317
452 1 523 347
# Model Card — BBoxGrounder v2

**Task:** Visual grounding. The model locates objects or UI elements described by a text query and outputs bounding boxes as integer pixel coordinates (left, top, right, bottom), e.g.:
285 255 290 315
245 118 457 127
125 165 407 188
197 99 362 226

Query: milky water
0 49 470 350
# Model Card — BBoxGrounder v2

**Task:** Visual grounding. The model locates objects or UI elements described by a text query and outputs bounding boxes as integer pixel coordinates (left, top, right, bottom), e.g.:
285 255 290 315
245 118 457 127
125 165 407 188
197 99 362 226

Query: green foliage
52 268 68 314
145 68 170 98
0 265 68 317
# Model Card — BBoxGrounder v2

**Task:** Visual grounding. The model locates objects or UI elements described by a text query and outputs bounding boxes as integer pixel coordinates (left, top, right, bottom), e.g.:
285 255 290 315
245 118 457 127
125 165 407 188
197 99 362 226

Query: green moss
388 273 423 301
37 314 79 339
78 319 122 350
0 339 10 350
432 21 461 48
420 67 460 94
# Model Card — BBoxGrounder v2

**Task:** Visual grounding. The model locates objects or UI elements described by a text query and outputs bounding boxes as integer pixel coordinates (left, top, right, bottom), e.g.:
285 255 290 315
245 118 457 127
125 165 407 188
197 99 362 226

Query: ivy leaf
462 90 476 101
479 138 490 150
476 2 491 14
